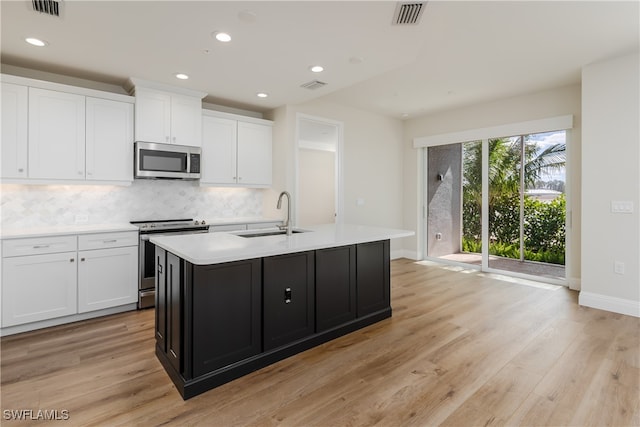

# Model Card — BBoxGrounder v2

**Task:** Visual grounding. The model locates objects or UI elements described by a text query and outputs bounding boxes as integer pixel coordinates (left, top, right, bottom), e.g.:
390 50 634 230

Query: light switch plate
611 201 634 214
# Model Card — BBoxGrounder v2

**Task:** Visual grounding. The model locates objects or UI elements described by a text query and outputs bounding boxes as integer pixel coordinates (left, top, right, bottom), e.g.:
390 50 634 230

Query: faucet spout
277 191 292 236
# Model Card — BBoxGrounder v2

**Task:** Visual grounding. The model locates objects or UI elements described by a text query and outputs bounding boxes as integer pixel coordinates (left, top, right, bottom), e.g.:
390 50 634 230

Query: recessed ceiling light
256 92 268 98
175 73 189 80
25 37 47 47
310 65 324 73
213 32 231 42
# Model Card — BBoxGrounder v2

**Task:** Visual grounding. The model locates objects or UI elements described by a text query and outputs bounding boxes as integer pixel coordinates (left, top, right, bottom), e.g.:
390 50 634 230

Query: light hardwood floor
1 259 638 426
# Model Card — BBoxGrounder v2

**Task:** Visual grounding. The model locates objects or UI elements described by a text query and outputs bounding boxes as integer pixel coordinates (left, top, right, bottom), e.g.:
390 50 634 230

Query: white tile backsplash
1 181 263 230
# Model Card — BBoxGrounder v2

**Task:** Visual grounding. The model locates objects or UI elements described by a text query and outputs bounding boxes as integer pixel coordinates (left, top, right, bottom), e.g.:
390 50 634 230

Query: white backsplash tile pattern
1 181 263 230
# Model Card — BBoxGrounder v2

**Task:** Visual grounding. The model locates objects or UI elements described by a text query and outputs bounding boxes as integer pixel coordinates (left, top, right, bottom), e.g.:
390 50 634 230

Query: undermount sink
236 229 308 238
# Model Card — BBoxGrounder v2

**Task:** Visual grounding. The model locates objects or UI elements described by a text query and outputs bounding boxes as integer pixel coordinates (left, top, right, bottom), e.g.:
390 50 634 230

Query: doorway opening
295 114 344 226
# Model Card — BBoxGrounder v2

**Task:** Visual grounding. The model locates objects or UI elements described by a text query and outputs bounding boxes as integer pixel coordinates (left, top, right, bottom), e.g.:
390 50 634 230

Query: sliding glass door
426 131 566 282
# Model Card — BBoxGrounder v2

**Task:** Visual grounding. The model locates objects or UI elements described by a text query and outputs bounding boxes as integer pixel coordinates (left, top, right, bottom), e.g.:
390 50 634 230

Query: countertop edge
151 224 415 265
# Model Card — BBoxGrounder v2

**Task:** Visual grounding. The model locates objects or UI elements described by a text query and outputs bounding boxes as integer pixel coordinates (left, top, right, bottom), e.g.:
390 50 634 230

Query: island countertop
150 223 414 265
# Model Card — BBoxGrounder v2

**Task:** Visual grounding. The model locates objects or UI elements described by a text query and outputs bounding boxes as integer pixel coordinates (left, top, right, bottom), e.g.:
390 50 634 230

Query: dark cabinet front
191 259 262 377
155 247 184 375
155 240 392 400
315 245 356 332
155 247 167 353
356 240 390 317
263 252 315 351
166 252 183 374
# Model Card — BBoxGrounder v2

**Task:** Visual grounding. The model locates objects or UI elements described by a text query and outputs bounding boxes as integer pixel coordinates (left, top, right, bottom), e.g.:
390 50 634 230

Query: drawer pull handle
81 258 85 262
70 258 75 263
33 245 50 249
103 239 117 243
284 287 292 304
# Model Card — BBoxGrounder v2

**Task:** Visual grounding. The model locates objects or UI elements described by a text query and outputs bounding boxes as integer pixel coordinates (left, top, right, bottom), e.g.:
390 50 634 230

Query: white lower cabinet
2 251 78 327
78 246 137 313
1 231 138 330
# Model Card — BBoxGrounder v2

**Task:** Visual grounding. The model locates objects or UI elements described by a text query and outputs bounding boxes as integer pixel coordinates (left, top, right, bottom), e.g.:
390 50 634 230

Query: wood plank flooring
1 259 638 426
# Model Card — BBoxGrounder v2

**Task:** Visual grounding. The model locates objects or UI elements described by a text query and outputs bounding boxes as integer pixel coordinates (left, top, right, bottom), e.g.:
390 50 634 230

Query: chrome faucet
277 191 292 235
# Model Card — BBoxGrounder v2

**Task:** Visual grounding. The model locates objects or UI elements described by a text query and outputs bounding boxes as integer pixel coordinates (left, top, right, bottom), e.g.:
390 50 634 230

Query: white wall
580 52 640 317
264 99 405 256
402 84 582 282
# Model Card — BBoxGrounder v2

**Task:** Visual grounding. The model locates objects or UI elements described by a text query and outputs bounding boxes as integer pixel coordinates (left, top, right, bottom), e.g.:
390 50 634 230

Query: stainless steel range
131 218 209 308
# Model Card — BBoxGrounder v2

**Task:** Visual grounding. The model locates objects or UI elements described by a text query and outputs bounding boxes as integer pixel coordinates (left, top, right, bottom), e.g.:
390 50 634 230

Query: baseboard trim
391 249 418 260
0 303 138 336
579 291 640 317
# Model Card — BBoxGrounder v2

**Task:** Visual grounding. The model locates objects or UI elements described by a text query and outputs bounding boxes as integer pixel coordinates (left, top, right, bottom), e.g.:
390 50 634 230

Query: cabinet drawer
78 231 138 250
2 235 77 257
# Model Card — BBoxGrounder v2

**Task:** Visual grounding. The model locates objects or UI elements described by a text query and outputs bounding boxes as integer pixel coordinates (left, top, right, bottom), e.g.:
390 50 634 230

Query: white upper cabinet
28 87 86 180
237 121 272 186
130 79 206 147
1 74 135 185
170 94 203 146
1 82 28 178
201 111 272 187
201 115 237 184
86 97 134 182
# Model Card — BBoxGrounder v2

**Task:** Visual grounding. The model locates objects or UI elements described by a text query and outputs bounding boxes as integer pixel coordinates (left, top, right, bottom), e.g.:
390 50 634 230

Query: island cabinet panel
191 259 262 377
356 240 390 317
155 247 167 353
263 252 315 351
315 245 356 332
167 252 183 374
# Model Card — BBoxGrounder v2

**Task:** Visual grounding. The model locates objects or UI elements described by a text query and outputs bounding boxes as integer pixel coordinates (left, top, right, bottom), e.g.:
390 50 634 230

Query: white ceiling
1 1 638 120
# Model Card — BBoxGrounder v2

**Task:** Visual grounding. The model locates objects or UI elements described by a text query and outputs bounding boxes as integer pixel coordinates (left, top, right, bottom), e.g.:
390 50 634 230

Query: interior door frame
294 113 344 226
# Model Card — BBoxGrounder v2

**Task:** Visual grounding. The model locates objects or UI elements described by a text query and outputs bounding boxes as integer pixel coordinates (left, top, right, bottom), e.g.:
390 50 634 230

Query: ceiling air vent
32 0 62 17
392 2 426 25
300 80 328 90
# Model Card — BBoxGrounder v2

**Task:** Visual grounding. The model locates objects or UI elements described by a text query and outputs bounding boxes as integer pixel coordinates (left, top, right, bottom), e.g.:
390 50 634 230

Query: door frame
294 113 344 226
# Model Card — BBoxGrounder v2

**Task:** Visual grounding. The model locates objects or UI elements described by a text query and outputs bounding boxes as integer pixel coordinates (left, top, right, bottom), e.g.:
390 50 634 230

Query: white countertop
0 217 282 239
150 223 414 265
0 223 139 239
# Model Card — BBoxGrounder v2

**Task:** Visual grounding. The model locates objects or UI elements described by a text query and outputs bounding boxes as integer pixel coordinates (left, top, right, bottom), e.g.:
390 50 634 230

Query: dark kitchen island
150 224 413 399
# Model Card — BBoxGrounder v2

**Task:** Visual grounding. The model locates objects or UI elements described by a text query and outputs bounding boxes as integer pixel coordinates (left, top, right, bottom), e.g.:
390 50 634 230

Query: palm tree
462 136 566 252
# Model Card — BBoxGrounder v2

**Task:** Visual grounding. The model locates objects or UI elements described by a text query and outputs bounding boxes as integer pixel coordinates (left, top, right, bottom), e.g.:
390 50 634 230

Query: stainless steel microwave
134 142 201 180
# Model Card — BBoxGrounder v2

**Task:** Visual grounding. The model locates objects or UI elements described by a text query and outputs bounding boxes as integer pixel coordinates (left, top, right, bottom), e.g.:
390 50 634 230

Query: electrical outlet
75 214 89 224
614 261 625 275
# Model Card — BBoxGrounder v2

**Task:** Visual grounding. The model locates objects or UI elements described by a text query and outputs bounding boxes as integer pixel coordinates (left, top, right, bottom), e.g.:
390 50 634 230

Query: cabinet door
85 97 134 182
356 240 390 317
77 246 137 313
134 88 171 144
2 252 77 327
170 95 202 146
28 88 85 179
192 259 262 377
237 121 272 186
316 245 356 332
263 252 315 351
155 247 167 352
1 83 28 178
201 115 237 184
